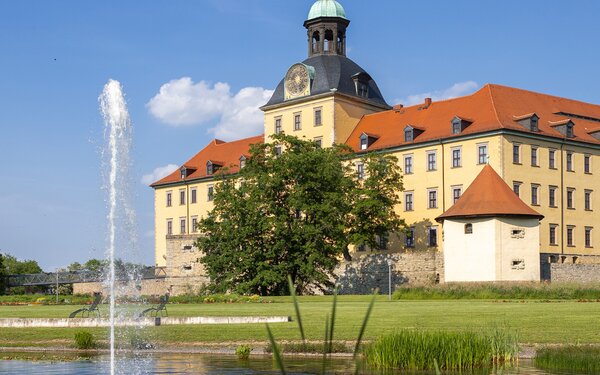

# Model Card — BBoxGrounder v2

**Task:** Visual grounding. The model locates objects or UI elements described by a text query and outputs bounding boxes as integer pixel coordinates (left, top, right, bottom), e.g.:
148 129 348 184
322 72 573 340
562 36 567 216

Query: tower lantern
304 0 350 57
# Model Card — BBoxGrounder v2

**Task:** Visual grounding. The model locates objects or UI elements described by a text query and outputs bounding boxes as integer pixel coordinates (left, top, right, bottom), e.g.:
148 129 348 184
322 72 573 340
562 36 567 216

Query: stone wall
335 251 444 295
541 253 600 283
164 234 209 295
73 279 168 296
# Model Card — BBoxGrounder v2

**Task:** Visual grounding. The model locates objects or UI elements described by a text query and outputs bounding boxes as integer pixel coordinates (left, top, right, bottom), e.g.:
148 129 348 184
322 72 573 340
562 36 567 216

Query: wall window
167 219 173 235
314 137 323 148
549 224 558 245
465 223 473 234
404 192 413 211
428 226 438 247
404 155 413 174
585 190 592 211
274 117 282 134
207 185 214 201
191 188 197 204
567 226 575 247
585 227 593 248
427 151 436 171
428 189 438 209
274 146 282 157
357 163 365 180
567 188 575 209
294 113 301 131
513 144 521 164
166 191 172 207
549 149 556 169
478 144 488 164
549 186 557 207
377 232 389 250
453 187 462 204
180 218 186 234
179 189 186 205
314 108 322 126
584 155 591 173
513 182 522 197
531 146 538 167
405 227 415 247
531 184 539 206
191 217 198 233
452 148 462 168
566 151 574 171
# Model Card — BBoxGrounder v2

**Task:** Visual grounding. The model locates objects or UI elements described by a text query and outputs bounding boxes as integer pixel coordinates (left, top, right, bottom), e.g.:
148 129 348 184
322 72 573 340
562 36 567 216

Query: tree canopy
195 135 406 296
2 254 43 275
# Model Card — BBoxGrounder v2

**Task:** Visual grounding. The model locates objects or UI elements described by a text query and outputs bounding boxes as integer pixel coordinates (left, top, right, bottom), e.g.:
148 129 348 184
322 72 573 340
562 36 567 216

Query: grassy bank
393 283 600 300
1 297 600 347
535 346 600 373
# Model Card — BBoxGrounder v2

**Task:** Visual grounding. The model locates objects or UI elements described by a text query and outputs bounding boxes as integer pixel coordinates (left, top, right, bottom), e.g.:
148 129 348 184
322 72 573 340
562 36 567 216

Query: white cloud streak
141 164 179 185
147 77 273 141
393 81 479 106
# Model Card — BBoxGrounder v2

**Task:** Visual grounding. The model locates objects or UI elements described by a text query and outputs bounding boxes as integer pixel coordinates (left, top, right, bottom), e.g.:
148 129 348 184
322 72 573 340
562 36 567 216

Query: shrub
235 344 252 359
74 331 96 350
535 346 600 373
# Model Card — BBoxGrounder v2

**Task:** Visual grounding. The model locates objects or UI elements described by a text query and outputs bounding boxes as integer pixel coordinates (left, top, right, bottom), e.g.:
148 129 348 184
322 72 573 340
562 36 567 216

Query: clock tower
261 0 390 147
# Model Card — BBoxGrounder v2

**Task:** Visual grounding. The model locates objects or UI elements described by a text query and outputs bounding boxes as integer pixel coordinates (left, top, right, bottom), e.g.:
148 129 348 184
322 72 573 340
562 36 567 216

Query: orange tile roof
346 84 600 151
436 165 543 222
150 135 264 187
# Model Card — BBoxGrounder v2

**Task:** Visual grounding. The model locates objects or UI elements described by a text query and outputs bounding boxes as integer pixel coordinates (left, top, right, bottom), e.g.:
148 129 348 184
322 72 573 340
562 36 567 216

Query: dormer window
351 72 372 99
359 133 379 150
239 156 247 169
206 161 222 175
513 113 540 132
451 116 473 134
404 125 424 143
180 167 187 179
549 119 575 138
567 122 574 138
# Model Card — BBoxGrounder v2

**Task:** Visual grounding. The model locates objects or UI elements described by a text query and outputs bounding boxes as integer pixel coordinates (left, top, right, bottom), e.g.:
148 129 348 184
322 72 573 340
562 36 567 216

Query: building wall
496 217 540 281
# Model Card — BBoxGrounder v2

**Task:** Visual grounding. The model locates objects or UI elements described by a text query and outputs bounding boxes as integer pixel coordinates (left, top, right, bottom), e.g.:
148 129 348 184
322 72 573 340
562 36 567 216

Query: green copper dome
307 0 347 20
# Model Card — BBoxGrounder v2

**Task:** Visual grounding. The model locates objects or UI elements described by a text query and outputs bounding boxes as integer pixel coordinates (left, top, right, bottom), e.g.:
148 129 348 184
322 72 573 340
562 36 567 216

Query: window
465 223 473 234
478 144 488 164
274 117 282 134
511 259 525 270
566 123 574 138
191 217 198 233
207 185 214 202
513 144 521 164
513 182 521 197
405 227 415 248
239 156 246 169
360 134 368 150
566 152 573 171
549 224 558 245
179 189 185 205
549 149 556 169
274 146 282 157
585 227 593 248
428 226 438 247
452 148 461 168
314 108 322 126
377 232 389 250
404 155 413 174
404 128 413 142
427 151 436 171
357 82 369 98
167 219 173 235
180 218 186 234
314 137 322 148
452 120 461 134
531 184 539 206
567 226 575 247
357 163 365 180
531 116 539 132
294 113 301 131
404 192 413 211
428 189 438 209
531 146 538 167
453 187 462 204
207 161 217 175
191 188 197 204
166 191 172 207
585 190 592 211
549 186 557 207
584 155 591 173
567 188 575 209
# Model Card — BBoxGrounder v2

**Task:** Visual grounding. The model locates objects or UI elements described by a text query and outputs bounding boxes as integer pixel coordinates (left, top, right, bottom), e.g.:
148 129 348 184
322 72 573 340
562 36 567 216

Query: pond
0 354 580 375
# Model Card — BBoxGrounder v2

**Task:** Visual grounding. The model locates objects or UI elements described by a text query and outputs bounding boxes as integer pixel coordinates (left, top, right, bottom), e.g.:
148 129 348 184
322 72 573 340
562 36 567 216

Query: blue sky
1 0 600 271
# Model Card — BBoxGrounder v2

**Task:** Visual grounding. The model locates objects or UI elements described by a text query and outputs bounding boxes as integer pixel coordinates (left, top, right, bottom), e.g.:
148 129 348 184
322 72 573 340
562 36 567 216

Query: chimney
423 97 432 109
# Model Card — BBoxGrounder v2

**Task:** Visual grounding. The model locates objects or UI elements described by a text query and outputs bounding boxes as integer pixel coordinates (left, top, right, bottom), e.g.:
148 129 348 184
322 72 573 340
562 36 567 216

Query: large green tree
0 253 6 295
2 254 42 275
195 135 406 295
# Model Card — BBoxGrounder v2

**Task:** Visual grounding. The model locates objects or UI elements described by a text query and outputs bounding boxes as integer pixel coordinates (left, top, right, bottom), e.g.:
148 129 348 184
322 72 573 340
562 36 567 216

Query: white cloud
393 81 479 107
147 77 273 141
141 164 179 185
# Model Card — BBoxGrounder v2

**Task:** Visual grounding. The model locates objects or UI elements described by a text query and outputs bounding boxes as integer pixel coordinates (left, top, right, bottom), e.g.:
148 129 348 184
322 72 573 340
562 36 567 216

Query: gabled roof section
150 135 264 187
346 84 600 151
436 165 543 222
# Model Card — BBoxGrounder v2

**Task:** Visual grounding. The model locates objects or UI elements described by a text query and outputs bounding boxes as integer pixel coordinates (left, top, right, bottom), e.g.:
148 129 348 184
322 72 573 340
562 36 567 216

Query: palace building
151 0 600 289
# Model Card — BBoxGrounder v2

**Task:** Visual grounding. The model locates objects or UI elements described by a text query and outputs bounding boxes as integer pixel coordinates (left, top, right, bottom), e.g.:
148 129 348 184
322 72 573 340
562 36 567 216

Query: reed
535 346 600 373
363 329 519 371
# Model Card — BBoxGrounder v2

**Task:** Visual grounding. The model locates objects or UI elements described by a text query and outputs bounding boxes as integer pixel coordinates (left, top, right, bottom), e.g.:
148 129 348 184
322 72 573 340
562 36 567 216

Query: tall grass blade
266 324 286 375
287 275 305 343
353 288 378 358
433 358 441 375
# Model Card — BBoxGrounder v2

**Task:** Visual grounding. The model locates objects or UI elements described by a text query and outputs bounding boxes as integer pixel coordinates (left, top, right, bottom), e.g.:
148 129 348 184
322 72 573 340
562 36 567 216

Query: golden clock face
285 64 309 98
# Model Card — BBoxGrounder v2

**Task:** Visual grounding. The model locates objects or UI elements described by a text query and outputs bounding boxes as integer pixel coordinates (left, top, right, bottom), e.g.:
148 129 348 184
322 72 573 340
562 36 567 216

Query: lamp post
55 268 59 304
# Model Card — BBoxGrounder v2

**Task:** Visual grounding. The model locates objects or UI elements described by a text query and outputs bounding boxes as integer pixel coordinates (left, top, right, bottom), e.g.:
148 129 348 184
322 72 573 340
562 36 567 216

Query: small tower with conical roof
304 0 350 57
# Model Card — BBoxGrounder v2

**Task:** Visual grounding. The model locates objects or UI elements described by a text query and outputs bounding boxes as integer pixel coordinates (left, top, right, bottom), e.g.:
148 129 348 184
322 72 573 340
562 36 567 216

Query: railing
5 267 167 287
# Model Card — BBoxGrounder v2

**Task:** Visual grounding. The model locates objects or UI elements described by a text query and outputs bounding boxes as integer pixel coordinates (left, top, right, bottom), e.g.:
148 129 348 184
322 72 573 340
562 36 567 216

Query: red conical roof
436 165 543 222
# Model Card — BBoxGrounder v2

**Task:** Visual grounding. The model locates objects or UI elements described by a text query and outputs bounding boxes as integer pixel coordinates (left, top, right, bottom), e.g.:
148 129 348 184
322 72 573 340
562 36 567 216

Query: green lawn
1 297 599 347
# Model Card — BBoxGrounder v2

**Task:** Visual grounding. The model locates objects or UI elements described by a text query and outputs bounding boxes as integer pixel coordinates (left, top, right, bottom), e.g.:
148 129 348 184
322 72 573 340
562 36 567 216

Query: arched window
465 223 473 234
312 31 320 54
337 32 344 54
324 29 334 52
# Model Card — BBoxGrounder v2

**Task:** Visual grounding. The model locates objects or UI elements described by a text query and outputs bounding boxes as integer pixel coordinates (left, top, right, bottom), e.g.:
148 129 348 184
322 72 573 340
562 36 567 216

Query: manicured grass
1 297 600 347
535 346 600 373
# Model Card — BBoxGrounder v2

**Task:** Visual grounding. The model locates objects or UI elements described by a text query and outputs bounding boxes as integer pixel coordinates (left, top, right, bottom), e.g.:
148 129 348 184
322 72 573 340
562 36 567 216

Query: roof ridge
486 84 504 129
487 83 599 108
